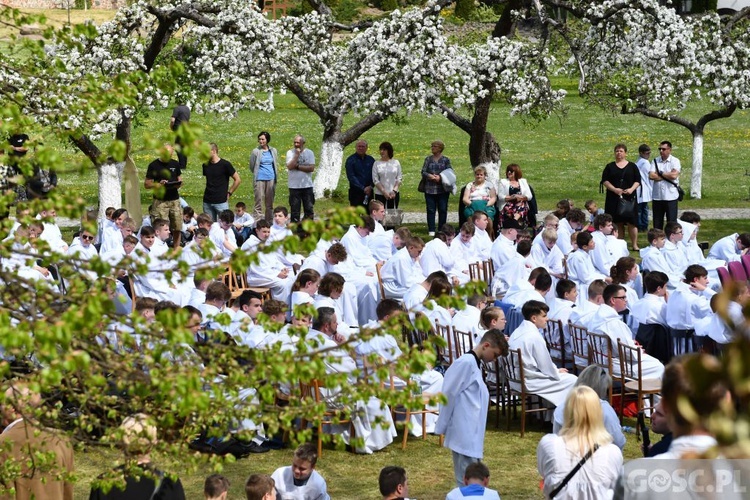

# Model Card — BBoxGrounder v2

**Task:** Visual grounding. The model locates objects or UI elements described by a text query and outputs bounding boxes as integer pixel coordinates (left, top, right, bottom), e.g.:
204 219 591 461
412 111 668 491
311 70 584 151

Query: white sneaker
428 231 435 236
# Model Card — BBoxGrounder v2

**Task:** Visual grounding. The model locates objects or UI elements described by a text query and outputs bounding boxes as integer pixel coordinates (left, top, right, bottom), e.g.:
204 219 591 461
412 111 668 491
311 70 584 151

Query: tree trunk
98 161 124 218
314 140 345 199
690 127 704 199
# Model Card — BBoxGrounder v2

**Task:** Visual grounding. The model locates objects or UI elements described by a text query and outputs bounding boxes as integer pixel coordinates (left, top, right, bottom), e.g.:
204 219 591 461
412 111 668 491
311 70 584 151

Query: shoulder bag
614 166 636 219
549 444 600 499
654 159 685 201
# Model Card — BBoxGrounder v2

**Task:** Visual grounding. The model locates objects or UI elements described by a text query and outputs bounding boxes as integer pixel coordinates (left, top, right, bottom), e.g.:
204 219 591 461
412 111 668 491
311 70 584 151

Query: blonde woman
462 166 497 219
537 386 623 499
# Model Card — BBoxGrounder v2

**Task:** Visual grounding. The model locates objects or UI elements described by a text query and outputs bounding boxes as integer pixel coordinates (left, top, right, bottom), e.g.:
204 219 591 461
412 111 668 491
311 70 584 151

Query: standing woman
497 164 532 227
372 141 402 208
421 140 452 236
601 144 641 251
248 131 278 223
537 386 623 499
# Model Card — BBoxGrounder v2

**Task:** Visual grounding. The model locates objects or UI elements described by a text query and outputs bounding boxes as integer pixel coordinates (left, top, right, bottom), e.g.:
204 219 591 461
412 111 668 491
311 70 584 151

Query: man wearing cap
635 144 653 232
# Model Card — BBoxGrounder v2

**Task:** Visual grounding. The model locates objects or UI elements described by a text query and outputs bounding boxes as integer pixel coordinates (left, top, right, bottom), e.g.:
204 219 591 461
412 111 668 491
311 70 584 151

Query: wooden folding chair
298 379 355 458
617 341 661 418
482 358 506 428
568 322 590 374
375 261 386 300
434 321 454 368
587 331 615 404
501 349 550 437
389 372 444 450
541 318 566 369
452 327 474 357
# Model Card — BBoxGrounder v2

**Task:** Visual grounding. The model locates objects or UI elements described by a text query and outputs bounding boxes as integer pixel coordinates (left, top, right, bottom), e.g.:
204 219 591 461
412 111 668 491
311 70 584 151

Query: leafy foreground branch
0 205 442 493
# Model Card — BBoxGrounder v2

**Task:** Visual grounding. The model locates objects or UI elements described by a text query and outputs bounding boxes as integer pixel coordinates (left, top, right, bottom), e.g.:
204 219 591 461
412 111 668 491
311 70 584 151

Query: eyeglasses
81 235 94 241
613 296 627 300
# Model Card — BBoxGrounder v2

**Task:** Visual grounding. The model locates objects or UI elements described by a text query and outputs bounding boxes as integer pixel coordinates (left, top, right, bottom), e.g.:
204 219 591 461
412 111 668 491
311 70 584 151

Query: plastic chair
728 260 747 281
717 266 731 286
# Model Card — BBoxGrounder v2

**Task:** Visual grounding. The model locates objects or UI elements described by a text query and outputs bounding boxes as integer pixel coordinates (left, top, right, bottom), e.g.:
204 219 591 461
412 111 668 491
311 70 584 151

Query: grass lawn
73 415 647 500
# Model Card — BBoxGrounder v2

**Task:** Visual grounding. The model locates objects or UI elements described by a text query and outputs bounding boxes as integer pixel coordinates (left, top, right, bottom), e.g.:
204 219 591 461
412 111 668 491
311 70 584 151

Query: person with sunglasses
589 284 665 380
648 140 681 229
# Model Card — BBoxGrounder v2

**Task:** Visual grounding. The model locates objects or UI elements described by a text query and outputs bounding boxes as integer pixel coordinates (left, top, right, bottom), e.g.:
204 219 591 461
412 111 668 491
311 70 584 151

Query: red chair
717 266 731 286
742 253 750 278
728 261 747 281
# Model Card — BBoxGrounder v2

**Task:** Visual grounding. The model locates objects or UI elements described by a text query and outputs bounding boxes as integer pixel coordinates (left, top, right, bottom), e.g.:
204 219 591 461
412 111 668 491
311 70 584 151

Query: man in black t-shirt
145 143 183 248
202 142 242 222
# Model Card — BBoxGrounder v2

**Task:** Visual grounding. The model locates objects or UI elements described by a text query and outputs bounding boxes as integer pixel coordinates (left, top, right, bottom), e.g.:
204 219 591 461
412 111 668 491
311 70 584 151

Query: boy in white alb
381 237 425 300
242 220 294 300
271 443 330 500
566 232 610 307
508 301 577 409
436 329 508 487
470 211 492 261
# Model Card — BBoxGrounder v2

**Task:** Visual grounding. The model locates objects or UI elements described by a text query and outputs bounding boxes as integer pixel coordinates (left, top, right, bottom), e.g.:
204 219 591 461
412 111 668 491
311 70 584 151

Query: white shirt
649 154 681 201
636 156 653 203
271 467 330 500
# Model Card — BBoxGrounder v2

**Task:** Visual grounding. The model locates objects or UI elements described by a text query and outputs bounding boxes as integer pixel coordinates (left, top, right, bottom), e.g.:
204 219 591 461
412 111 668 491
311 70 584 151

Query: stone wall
2 0 124 9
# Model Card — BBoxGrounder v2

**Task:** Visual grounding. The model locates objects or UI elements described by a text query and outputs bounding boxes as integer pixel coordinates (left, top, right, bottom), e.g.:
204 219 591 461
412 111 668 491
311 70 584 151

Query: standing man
202 142 241 222
435 329 508 487
170 103 190 169
649 140 681 230
345 140 374 207
635 144 653 232
248 131 278 223
145 143 183 248
285 135 315 223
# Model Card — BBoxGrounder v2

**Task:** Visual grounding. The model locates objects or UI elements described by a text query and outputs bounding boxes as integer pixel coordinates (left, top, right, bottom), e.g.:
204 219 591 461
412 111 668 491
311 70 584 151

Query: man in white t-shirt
285 134 316 223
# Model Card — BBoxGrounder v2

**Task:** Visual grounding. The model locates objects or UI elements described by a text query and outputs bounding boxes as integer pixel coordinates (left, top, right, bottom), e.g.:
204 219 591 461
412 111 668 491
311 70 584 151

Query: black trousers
289 187 315 222
652 199 678 229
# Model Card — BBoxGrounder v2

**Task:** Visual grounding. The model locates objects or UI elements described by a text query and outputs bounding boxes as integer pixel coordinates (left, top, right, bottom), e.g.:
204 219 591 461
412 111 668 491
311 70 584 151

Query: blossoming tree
540 0 750 198
264 3 454 198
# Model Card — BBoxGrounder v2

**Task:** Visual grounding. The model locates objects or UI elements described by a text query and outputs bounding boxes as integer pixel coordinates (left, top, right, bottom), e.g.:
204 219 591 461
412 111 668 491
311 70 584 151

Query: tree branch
696 104 737 129
724 6 750 34
339 113 386 146
438 104 472 134
622 105 697 132
283 78 326 120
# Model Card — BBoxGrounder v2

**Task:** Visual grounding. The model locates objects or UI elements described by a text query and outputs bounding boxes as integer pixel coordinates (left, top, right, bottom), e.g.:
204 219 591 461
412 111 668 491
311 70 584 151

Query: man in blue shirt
345 140 375 207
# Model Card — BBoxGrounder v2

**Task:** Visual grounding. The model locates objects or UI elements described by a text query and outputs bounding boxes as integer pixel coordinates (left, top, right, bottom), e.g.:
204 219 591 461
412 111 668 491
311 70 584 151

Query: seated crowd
1 191 745 499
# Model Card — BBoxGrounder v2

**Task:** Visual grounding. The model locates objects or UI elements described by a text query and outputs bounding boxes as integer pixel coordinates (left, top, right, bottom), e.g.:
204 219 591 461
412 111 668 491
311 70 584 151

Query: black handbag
417 177 426 193
615 195 636 219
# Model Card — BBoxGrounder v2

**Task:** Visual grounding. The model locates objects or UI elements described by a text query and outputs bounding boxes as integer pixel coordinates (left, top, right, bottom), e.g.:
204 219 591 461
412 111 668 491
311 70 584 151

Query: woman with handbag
497 163 532 228
537 386 623 499
420 140 453 236
601 143 641 251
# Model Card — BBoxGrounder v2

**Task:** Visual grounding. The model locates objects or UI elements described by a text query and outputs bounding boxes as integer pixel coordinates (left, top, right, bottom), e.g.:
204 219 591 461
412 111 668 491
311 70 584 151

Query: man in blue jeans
202 142 241 222
635 144 653 231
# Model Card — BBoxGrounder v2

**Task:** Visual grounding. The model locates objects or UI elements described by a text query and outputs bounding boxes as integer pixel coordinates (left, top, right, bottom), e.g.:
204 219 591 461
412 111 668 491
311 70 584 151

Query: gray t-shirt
286 148 315 189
